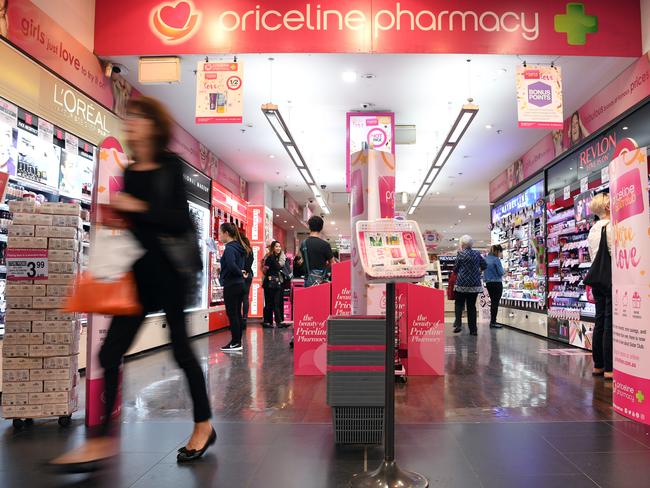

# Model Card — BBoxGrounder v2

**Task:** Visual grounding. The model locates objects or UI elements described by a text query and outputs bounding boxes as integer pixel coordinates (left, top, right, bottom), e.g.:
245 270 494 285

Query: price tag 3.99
6 249 49 281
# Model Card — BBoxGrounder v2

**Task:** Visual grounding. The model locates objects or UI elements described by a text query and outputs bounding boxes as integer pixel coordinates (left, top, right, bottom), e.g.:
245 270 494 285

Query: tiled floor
0 323 646 487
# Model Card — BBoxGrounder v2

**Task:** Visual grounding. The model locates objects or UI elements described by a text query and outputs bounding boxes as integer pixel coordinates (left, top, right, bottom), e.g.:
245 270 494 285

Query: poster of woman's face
0 122 17 175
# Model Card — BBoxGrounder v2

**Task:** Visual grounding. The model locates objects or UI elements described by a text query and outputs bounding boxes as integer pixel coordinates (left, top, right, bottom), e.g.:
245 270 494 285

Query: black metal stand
349 283 428 488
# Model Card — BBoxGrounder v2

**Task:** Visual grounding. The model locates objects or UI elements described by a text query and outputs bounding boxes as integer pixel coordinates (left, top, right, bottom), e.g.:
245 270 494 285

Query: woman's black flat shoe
177 429 216 463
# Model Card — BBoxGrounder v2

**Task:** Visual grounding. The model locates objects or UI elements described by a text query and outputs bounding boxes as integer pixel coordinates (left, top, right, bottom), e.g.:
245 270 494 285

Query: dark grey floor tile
609 420 650 447
130 460 251 488
118 421 195 453
566 451 650 488
544 432 649 453
481 474 598 488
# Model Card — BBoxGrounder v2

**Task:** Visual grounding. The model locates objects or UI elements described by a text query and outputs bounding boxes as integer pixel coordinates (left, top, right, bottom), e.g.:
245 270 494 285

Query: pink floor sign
405 284 445 376
293 284 331 375
610 148 650 424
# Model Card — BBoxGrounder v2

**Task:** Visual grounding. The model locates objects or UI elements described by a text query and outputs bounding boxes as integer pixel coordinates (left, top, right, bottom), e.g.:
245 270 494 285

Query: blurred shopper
484 244 505 329
241 234 254 330
453 235 487 336
586 193 613 380
51 96 214 468
262 240 286 328
300 216 334 287
219 222 249 352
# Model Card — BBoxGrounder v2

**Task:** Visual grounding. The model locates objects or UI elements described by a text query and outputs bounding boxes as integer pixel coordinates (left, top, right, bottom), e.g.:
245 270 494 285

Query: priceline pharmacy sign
95 0 641 57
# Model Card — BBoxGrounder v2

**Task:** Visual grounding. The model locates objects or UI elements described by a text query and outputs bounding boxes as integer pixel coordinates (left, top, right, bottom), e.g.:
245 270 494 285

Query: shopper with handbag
262 240 286 328
51 96 214 468
219 222 249 351
300 215 334 287
585 193 613 380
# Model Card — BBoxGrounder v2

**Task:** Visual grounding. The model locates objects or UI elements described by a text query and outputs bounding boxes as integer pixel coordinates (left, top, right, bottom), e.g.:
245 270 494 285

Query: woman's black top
123 153 196 311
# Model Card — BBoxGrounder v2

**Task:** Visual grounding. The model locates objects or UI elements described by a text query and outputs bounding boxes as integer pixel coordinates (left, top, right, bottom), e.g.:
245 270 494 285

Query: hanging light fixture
407 100 479 215
261 103 331 214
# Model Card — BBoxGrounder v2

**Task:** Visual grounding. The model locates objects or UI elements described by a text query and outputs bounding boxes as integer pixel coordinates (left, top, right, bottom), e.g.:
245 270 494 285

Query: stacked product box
2 201 82 419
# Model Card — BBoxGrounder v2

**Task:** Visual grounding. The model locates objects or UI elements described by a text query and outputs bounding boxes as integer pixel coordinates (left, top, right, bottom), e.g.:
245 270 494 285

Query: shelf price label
6 249 49 281
563 185 571 201
601 166 610 184
580 177 589 193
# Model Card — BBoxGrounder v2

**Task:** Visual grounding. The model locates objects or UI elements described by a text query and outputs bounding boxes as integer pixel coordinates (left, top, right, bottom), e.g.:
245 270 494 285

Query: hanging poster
516 65 563 129
346 112 394 192
610 148 650 425
195 62 243 124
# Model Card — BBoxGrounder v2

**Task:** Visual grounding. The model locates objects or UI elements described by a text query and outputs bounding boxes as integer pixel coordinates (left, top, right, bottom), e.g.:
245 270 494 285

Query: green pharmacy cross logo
637 390 645 404
554 3 599 45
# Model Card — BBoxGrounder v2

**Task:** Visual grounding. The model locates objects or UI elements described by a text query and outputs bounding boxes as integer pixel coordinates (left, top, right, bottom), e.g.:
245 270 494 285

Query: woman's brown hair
220 222 251 255
490 244 503 256
126 96 174 155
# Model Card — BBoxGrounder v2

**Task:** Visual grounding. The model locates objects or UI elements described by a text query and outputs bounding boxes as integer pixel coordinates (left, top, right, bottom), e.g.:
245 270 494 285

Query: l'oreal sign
52 83 109 137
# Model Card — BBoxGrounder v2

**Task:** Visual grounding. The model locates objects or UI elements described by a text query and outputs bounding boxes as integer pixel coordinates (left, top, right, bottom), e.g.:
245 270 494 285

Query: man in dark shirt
296 216 334 287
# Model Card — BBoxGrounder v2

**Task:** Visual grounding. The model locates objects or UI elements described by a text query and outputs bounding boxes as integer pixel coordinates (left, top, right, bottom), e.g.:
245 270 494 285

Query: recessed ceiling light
341 71 357 83
623 126 629 130
291 226 294 229
485 124 493 129
468 212 472 216
331 221 336 225
458 204 467 209
284 220 287 223
276 214 280 217
269 154 275 159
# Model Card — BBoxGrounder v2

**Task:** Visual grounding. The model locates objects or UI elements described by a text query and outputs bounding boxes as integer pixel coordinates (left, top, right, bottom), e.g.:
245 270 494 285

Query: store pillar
350 149 395 315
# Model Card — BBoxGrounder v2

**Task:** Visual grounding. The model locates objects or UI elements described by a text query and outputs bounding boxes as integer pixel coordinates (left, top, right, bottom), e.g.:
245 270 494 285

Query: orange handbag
64 272 142 316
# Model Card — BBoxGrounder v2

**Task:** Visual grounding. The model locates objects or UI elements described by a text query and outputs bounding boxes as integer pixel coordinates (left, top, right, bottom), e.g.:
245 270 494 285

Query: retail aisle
1 324 648 488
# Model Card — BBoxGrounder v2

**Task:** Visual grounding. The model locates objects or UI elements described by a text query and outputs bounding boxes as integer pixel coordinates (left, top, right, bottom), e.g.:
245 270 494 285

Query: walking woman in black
51 96 214 468
240 234 254 330
219 222 249 351
262 240 286 328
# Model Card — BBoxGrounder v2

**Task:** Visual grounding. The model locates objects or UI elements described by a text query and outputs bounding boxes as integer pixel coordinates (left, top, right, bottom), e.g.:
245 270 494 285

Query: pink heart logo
160 1 191 29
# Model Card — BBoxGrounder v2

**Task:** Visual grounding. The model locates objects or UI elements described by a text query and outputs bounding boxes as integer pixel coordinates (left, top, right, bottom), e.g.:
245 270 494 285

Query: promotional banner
516 65 563 129
406 284 444 376
4 0 113 108
331 260 351 316
611 148 650 424
195 61 244 124
490 53 650 202
346 112 394 192
294 283 330 375
94 0 641 57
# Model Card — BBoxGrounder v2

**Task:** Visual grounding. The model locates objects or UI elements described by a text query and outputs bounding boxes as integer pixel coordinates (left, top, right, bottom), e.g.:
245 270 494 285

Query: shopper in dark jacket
454 235 487 336
262 240 286 328
240 235 254 330
219 222 249 352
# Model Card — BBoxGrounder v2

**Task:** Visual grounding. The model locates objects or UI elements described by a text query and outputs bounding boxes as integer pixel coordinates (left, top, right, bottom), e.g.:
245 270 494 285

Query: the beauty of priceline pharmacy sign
94 1 641 57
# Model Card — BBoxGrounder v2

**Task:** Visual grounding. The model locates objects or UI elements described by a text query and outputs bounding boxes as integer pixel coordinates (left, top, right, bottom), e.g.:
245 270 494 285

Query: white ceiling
111 53 635 250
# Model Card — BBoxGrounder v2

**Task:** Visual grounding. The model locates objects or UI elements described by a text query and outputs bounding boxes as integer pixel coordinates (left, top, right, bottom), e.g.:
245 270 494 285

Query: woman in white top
587 193 613 379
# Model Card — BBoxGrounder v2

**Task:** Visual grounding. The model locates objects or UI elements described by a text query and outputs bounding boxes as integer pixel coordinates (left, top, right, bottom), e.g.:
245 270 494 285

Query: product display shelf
546 200 596 326
438 255 456 287
493 213 546 311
